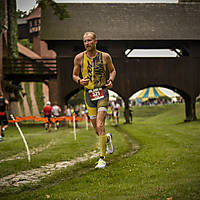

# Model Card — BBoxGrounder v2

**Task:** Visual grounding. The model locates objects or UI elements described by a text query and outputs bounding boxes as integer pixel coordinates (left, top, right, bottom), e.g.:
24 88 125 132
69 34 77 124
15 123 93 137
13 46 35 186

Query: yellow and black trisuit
82 50 109 119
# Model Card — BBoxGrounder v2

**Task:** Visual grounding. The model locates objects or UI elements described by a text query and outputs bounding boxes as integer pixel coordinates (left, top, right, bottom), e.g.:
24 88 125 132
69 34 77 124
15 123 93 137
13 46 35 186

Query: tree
16 9 33 19
37 0 70 20
16 0 70 20
0 0 69 92
68 90 84 107
0 0 5 34
7 0 18 58
1 0 69 57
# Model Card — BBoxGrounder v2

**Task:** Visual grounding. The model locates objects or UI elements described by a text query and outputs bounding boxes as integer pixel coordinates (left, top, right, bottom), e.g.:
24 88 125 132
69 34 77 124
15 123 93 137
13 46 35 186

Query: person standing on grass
72 31 116 169
52 102 61 130
42 101 53 132
0 91 9 141
113 107 119 126
65 105 72 127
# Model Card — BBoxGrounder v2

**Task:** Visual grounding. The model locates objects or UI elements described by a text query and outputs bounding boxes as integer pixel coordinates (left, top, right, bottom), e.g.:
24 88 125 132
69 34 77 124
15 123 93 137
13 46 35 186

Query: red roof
17 43 41 59
25 6 41 20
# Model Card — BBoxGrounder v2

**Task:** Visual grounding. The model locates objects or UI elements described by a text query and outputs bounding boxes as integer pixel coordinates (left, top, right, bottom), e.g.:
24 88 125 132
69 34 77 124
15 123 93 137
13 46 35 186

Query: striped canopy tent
134 87 167 102
108 90 119 101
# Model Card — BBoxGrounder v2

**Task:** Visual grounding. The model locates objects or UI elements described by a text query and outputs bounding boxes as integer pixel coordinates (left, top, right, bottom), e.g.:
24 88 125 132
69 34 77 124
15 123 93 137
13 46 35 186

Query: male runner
42 101 53 132
72 32 116 168
52 102 61 130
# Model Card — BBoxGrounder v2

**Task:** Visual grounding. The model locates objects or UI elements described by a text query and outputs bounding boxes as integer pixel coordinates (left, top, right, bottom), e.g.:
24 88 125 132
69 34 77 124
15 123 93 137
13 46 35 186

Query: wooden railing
3 58 57 81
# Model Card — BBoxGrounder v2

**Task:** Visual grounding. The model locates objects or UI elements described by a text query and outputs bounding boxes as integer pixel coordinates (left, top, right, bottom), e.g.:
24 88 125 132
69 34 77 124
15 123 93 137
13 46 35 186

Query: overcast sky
17 0 178 11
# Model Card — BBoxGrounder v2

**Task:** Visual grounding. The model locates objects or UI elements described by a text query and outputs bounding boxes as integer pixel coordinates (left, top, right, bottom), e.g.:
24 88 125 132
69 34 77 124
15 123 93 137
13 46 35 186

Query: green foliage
37 0 70 20
34 82 45 115
68 89 84 106
16 9 29 19
19 39 33 50
3 0 69 61
16 8 35 19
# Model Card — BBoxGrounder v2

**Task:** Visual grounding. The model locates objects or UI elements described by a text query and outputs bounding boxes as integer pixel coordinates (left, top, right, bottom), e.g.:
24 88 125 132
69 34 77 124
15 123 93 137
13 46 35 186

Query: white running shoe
95 158 106 169
106 133 114 154
1 128 5 137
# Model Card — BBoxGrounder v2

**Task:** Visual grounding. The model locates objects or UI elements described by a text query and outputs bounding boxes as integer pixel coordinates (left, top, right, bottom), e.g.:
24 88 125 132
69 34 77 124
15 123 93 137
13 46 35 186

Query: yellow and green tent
136 87 166 101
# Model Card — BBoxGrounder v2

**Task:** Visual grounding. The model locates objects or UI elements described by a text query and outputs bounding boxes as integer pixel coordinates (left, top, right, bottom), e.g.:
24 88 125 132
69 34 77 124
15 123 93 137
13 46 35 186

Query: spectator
0 91 9 141
42 101 53 132
52 102 61 130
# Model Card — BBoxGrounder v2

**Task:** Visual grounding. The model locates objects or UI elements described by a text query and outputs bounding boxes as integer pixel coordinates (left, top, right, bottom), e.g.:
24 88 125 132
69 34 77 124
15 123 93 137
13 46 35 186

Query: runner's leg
96 111 107 158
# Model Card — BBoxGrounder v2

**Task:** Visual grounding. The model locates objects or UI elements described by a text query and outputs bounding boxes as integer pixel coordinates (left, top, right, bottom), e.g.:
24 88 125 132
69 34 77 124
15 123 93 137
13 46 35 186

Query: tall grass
0 103 199 200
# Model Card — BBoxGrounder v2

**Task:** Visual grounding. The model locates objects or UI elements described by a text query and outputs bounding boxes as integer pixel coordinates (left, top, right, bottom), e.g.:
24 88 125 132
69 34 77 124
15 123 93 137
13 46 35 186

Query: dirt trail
0 150 98 188
0 127 140 192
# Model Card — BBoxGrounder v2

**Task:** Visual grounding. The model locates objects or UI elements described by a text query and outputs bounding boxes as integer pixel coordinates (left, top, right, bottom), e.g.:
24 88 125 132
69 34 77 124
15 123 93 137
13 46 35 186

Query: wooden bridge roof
40 3 200 41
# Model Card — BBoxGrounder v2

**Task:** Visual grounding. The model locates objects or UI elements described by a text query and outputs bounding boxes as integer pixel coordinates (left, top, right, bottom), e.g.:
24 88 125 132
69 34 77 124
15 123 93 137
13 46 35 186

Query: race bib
88 88 104 101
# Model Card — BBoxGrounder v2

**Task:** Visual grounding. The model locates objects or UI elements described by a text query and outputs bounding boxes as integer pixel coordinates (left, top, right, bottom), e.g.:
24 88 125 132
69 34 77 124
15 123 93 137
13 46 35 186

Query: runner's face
83 34 97 51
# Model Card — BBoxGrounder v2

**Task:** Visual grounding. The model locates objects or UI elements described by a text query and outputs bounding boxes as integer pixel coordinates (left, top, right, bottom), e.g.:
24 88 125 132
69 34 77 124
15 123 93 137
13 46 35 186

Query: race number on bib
88 88 104 101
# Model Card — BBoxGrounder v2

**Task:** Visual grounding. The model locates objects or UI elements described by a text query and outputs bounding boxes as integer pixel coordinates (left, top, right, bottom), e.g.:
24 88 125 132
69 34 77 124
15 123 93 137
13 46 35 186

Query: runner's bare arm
72 54 82 84
72 54 89 86
105 53 116 88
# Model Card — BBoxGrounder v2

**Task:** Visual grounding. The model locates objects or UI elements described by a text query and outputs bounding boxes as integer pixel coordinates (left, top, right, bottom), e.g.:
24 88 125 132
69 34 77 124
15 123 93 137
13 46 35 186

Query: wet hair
83 32 96 40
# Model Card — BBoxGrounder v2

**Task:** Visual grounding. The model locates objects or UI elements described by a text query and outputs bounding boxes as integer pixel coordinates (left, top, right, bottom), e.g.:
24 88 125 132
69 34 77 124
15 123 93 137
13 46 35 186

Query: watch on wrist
109 79 113 83
78 79 81 85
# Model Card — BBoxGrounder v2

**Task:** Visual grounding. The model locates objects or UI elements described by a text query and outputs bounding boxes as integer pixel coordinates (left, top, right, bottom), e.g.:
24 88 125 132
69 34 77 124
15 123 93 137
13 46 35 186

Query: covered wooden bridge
40 3 200 122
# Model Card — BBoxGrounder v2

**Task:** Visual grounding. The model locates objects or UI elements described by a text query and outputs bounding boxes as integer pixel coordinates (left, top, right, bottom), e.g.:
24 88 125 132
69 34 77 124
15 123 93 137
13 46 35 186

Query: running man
0 91 9 141
52 102 61 130
72 31 116 168
42 101 53 132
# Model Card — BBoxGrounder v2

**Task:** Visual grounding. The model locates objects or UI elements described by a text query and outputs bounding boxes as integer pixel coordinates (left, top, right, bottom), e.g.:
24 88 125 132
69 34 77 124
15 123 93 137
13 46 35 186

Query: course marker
10 114 31 162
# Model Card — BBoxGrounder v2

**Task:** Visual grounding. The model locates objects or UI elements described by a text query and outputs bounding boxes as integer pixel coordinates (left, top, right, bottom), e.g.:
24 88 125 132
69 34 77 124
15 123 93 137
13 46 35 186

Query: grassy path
0 122 132 198
0 103 199 200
